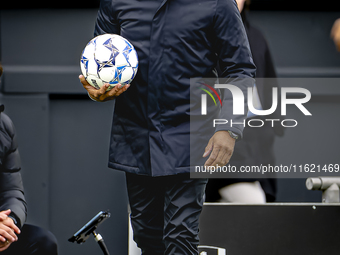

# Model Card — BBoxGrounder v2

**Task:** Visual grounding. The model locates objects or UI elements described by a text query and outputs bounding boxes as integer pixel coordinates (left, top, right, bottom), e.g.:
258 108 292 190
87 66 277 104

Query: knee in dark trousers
2 224 58 255
25 225 58 255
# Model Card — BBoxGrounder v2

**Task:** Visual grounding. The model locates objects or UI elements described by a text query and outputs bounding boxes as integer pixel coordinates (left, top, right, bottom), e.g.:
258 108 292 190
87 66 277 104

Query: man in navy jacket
80 0 256 254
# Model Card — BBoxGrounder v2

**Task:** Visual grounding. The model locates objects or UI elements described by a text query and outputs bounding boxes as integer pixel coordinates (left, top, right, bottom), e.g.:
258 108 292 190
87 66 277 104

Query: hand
79 75 130 102
0 210 10 222
203 131 236 167
0 210 20 251
0 240 11 252
331 18 340 52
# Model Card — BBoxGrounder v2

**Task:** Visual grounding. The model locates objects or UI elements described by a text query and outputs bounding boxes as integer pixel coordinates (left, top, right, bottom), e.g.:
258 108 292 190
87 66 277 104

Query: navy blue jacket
94 0 256 176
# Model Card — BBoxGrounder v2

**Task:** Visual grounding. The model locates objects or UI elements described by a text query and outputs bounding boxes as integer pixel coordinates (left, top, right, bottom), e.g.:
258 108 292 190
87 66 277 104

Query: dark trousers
2 224 58 255
126 173 208 255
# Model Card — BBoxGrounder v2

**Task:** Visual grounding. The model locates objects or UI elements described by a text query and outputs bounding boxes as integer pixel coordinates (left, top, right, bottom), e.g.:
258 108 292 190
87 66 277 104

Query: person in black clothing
205 0 284 203
79 0 256 254
0 62 58 254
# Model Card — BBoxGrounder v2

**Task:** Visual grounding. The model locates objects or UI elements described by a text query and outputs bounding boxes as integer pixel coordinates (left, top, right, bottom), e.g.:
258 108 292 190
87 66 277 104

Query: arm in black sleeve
94 0 121 36
0 113 27 228
213 0 256 138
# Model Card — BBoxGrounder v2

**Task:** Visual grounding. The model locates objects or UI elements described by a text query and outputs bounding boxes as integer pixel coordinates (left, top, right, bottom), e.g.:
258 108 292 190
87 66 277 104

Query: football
80 34 138 90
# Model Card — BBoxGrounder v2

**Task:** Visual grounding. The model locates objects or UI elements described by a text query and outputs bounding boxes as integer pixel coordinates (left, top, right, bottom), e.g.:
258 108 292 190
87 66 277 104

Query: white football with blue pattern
80 34 139 90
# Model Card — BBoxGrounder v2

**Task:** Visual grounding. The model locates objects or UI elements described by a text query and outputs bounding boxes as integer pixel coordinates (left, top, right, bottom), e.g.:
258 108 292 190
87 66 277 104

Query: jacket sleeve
0 114 27 228
94 0 121 36
213 0 257 138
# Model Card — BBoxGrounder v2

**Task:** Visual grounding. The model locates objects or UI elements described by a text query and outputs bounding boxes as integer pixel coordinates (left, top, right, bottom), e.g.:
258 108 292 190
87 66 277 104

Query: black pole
93 230 110 255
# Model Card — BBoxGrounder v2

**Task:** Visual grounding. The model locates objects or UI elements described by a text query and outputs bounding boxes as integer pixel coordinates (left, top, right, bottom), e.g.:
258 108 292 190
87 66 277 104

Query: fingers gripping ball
80 34 139 90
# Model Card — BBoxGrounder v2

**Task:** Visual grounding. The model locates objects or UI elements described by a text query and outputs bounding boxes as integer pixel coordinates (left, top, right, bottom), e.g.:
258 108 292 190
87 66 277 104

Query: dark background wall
1 2 340 254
